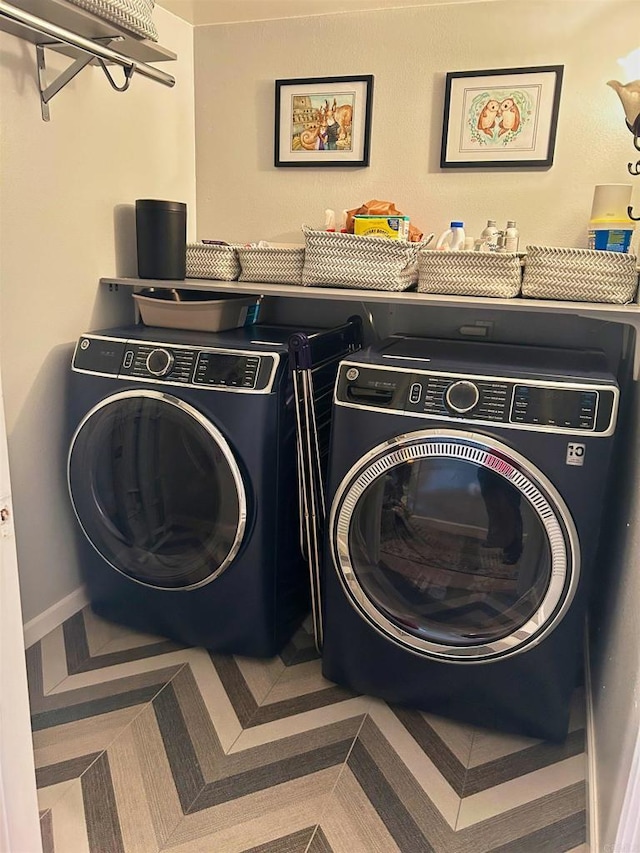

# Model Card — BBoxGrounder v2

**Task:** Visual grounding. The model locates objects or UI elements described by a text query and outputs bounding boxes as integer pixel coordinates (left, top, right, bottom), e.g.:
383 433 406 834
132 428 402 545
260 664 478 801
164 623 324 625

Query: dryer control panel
72 335 278 392
336 364 618 436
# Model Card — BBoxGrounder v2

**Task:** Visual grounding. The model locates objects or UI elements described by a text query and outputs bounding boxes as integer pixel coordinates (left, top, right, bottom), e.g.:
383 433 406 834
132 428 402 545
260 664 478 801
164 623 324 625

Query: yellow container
353 215 410 240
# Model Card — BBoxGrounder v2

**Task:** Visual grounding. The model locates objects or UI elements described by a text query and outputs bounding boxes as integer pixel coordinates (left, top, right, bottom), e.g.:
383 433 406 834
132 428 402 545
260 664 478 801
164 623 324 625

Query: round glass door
330 429 579 661
68 390 247 590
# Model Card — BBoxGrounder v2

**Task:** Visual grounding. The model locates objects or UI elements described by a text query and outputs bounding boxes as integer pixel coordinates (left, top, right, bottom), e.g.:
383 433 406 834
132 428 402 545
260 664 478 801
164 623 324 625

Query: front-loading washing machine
321 335 620 740
67 321 354 657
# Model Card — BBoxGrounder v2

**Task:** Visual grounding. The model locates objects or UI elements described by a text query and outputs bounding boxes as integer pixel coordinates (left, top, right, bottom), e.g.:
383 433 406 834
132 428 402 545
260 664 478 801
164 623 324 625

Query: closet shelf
100 276 640 329
0 0 176 120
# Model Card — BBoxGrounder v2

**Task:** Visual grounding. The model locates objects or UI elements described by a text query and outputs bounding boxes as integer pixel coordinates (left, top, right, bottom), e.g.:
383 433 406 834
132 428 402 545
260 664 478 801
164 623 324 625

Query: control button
346 368 359 381
409 383 422 404
445 380 480 414
80 339 90 350
123 350 134 369
145 348 175 377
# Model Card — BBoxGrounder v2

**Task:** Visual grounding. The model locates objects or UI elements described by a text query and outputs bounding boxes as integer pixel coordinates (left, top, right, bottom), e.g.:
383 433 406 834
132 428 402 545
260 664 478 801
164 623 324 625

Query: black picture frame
440 65 563 169
274 75 374 167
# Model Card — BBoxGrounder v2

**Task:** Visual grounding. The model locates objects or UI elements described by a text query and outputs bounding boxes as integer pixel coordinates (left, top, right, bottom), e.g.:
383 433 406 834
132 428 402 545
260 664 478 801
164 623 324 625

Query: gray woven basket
237 246 305 285
522 246 639 304
417 250 522 298
65 0 158 40
186 243 241 281
302 226 422 291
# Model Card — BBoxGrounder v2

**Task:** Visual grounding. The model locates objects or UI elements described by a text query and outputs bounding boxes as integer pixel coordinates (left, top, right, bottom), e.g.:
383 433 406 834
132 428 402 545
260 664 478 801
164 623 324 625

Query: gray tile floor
30 606 589 852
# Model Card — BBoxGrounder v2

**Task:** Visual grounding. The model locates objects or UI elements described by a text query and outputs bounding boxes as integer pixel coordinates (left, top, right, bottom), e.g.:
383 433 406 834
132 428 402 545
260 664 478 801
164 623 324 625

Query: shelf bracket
0 0 175 121
36 36 119 121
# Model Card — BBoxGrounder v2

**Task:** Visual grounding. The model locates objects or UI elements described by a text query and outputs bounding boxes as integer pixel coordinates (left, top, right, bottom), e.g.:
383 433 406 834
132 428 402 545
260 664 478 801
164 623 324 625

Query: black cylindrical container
135 199 187 280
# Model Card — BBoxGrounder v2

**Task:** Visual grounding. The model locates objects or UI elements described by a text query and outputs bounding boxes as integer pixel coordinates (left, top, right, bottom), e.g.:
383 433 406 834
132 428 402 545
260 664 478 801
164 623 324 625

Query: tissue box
353 215 410 240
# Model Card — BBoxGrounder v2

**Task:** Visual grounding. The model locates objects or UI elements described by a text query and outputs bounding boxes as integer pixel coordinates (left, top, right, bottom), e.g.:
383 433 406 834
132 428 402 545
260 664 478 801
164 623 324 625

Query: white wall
590 370 640 850
0 5 196 624
193 0 640 249
191 2 640 849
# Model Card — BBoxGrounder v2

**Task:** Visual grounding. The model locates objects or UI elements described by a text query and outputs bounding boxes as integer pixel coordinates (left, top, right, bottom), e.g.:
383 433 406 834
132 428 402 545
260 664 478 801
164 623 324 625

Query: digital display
194 352 261 388
511 385 598 429
202 354 241 383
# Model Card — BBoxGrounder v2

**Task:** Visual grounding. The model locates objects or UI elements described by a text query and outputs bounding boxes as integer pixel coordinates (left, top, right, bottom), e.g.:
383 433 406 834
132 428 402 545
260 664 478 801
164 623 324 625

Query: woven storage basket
522 246 639 304
417 250 522 298
302 226 422 291
186 243 241 281
66 0 159 40
237 245 305 285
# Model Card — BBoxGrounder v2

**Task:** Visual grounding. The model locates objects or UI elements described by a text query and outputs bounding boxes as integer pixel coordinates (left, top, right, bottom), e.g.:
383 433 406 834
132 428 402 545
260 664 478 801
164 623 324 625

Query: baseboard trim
584 625 599 853
23 586 88 649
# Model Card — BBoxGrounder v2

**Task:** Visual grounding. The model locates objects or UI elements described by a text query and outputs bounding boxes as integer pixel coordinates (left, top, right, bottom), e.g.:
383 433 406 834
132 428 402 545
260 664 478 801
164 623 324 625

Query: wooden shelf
0 0 176 64
101 276 640 328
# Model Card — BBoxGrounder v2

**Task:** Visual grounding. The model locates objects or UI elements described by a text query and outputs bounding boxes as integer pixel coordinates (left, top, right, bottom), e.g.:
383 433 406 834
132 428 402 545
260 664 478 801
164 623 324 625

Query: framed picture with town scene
274 75 374 167
440 65 563 168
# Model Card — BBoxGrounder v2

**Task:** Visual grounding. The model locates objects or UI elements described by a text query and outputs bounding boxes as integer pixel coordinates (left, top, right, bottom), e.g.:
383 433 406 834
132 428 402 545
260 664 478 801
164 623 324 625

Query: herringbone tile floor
29 606 588 852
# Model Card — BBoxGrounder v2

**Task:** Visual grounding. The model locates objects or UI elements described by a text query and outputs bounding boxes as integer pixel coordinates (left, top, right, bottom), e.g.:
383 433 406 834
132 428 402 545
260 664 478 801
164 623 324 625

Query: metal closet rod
0 0 175 87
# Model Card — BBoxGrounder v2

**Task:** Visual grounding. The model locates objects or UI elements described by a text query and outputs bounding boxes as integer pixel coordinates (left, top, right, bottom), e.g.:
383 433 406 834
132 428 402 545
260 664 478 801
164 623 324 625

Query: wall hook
629 160 640 176
97 57 135 92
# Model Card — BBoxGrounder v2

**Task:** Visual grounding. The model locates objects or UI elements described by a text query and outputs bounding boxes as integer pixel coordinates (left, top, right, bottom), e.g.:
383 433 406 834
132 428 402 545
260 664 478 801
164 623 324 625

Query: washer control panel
73 335 276 392
511 385 598 430
193 351 261 388
336 363 618 436
406 375 513 424
121 344 197 383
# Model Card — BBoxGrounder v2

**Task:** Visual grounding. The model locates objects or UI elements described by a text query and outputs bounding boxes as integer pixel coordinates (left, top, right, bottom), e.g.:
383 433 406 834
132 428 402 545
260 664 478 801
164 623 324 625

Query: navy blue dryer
68 323 314 657
321 336 620 740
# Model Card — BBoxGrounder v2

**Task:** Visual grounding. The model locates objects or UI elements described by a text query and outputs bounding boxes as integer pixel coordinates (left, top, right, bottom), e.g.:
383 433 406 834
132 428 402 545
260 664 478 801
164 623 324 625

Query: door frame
0 381 42 852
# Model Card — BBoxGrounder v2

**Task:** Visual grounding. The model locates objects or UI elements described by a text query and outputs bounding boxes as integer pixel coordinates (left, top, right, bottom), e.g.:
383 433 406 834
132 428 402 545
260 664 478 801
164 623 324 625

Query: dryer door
68 390 247 590
330 428 579 662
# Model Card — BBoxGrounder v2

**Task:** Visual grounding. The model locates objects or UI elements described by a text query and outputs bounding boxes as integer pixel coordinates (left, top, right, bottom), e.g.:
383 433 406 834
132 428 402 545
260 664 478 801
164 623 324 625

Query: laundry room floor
29 606 588 853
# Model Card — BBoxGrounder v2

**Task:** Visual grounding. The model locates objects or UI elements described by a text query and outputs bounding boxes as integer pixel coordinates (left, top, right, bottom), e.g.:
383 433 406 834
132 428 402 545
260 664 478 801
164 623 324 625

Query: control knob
146 348 174 377
445 380 479 414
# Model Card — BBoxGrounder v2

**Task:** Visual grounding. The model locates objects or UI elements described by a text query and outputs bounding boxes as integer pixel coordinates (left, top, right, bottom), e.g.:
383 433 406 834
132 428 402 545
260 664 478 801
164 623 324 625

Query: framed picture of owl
440 66 564 168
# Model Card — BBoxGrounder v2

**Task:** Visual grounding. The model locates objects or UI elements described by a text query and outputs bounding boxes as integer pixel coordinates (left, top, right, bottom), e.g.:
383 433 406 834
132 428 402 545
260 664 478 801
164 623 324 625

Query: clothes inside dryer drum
332 433 577 660
347 456 553 647
69 393 245 589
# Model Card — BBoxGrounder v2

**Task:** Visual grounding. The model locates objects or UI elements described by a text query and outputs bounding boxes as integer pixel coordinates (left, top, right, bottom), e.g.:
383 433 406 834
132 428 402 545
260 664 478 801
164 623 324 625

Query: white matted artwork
275 75 374 167
440 66 563 168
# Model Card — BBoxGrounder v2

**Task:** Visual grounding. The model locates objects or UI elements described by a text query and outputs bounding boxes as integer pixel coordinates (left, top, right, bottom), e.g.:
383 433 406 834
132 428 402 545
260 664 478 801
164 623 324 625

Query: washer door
330 429 580 662
68 390 247 590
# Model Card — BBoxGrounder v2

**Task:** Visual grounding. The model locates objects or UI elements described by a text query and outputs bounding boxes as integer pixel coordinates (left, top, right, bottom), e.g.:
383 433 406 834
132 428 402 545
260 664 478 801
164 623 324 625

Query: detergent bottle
435 221 465 251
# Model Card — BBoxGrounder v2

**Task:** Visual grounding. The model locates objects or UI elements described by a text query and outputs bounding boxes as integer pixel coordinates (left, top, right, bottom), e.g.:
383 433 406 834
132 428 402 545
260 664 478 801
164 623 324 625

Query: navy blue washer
321 336 621 740
68 323 318 657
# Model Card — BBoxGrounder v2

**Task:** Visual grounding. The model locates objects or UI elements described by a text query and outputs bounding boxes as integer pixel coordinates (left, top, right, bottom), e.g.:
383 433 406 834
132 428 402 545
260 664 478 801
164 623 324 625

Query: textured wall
0 6 196 623
193 0 640 251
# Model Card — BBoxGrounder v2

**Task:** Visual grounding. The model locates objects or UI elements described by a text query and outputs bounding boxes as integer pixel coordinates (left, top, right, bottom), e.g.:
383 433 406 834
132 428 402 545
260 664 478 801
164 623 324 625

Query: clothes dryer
322 336 620 739
67 322 353 657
